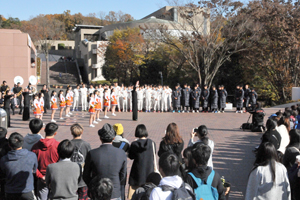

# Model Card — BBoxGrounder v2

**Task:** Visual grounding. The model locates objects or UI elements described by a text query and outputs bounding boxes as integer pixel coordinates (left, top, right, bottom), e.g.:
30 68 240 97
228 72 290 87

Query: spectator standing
88 176 114 200
23 119 44 151
112 123 130 152
0 127 9 199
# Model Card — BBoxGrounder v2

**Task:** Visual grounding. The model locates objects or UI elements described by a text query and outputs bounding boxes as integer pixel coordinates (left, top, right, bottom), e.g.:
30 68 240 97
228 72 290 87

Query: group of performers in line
0 80 258 128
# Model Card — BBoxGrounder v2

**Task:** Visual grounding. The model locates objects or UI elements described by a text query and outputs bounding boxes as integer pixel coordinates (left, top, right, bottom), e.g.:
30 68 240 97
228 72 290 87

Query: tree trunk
197 68 202 87
46 48 50 89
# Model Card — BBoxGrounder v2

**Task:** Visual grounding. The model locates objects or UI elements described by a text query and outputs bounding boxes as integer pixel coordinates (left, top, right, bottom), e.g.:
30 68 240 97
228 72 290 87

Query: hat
113 124 124 135
98 123 116 141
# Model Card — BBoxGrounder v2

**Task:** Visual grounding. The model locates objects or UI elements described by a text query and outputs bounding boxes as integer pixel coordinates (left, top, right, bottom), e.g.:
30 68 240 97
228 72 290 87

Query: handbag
152 141 161 175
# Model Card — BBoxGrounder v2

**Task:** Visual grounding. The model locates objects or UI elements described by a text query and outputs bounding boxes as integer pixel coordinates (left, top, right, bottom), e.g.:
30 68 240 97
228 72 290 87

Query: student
22 88 31 121
88 177 114 200
112 123 130 152
46 140 81 200
235 85 244 113
244 84 251 112
59 90 66 119
10 94 19 115
70 123 92 200
23 119 44 151
137 86 143 112
33 94 42 119
73 85 80 111
31 123 60 200
89 93 97 128
50 91 58 122
218 85 227 113
3 90 13 127
0 132 38 200
80 84 88 111
201 85 209 113
111 88 117 116
83 123 127 200
150 153 194 200
173 85 181 113
210 85 218 113
0 127 9 199
94 90 102 122
145 85 152 113
65 89 72 117
181 83 190 113
191 85 200 113
103 89 110 119
39 93 45 120
249 88 258 107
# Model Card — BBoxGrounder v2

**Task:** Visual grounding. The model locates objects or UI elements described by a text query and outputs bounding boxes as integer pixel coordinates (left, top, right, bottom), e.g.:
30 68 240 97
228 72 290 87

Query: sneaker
59 118 64 120
178 110 180 113
236 111 239 113
97 118 102 121
112 113 116 116
69 112 73 115
51 120 56 122
130 110 132 112
187 111 190 113
240 110 243 113
66 115 70 117
89 124 95 127
192 110 195 113
173 110 175 113
153 111 156 113
212 111 215 113
43 123 45 126
104 116 109 119
197 110 199 113
93 121 98 124
158 111 160 113
215 111 218 113
218 111 220 113
182 111 185 113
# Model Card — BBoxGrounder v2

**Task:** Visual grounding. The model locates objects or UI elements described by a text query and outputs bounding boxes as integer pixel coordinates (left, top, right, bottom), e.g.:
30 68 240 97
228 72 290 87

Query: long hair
51 91 56 97
252 142 278 182
287 129 300 150
163 123 183 144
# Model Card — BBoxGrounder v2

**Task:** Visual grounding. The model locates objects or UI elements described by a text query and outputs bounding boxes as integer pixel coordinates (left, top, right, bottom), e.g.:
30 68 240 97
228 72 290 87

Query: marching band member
50 91 58 122
59 90 66 120
88 93 97 127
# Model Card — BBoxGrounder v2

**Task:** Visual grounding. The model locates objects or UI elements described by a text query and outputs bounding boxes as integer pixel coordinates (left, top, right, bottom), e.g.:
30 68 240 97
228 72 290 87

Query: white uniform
80 87 88 111
157 88 162 111
161 89 168 112
73 89 79 110
152 90 159 111
167 88 172 110
89 88 95 95
145 88 152 111
114 86 121 109
137 89 144 111
128 89 132 111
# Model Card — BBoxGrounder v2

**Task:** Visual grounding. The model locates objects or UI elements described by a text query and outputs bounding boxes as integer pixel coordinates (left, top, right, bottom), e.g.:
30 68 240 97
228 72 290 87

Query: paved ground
6 107 285 200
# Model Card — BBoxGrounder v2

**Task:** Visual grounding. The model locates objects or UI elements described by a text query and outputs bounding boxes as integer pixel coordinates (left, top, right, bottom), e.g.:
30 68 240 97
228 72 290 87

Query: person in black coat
10 94 19 115
132 81 139 121
172 85 181 113
12 82 23 115
3 91 13 127
244 84 251 112
22 88 31 121
210 85 218 113
249 88 258 106
191 86 201 113
128 124 155 199
41 84 50 114
83 123 127 200
235 85 244 113
181 84 190 113
218 85 227 113
0 81 9 95
201 85 210 112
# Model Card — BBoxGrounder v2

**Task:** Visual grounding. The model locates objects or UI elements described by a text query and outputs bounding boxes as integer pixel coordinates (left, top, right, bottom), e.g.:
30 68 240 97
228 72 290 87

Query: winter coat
244 88 251 100
235 89 244 108
173 89 181 108
158 140 184 163
201 89 210 108
23 133 43 151
191 89 201 109
128 138 155 186
218 89 227 109
249 91 258 105
210 90 218 109
181 88 190 107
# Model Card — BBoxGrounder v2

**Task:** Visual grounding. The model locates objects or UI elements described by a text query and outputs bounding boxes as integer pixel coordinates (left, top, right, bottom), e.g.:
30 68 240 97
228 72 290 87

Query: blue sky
1 0 167 21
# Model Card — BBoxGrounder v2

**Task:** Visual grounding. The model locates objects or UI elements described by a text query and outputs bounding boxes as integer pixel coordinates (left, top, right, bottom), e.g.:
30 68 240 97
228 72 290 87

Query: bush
91 80 112 86
58 43 65 50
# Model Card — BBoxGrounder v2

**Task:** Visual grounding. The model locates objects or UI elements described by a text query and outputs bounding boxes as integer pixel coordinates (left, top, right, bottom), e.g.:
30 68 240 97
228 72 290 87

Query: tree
0 17 21 29
21 15 65 88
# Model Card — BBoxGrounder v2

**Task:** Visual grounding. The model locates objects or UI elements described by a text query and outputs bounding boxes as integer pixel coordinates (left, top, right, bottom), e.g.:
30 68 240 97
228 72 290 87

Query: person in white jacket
121 86 128 112
80 84 88 111
73 85 80 111
161 86 168 113
144 85 152 112
152 87 159 112
137 87 144 112
127 86 132 112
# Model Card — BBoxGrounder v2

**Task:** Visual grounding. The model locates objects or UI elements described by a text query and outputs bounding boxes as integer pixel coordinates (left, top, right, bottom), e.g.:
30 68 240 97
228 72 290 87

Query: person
150 152 194 200
249 88 258 106
244 84 251 112
185 143 225 200
46 139 81 200
31 123 60 200
112 123 130 152
235 85 244 113
188 125 214 169
88 93 97 128
277 117 291 154
172 85 181 113
121 86 128 112
283 129 300 172
88 176 114 200
0 81 9 95
201 85 209 112
40 84 50 114
245 142 291 200
161 86 168 113
210 85 218 113
0 127 9 199
83 123 127 200
191 85 200 113
73 85 80 111
23 119 44 151
181 147 195 180
128 124 155 199
4 90 13 127
94 90 102 122
111 88 118 116
59 90 66 120
50 91 58 122
70 123 92 200
80 84 88 111
10 94 19 115
33 94 42 119
250 102 265 132
158 123 184 167
128 85 133 112
144 85 152 113
132 172 162 200
132 81 139 120
22 88 31 121
13 82 23 115
152 86 159 113
260 118 282 151
65 89 72 117
0 132 38 200
218 85 227 113
39 93 45 120
181 83 190 113
137 86 143 112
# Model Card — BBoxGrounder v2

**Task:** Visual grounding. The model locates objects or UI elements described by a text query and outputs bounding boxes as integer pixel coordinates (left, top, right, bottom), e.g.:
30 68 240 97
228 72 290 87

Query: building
35 40 75 51
0 29 37 88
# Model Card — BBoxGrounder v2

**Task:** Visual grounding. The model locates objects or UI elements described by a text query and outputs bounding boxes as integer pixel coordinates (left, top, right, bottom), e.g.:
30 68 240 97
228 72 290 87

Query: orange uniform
111 92 117 106
33 99 42 116
66 93 72 107
104 93 110 107
95 95 102 111
60 94 66 108
89 97 96 114
51 96 58 110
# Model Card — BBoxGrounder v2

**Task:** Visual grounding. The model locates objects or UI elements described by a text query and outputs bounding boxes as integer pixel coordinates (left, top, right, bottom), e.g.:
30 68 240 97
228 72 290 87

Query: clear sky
1 0 168 21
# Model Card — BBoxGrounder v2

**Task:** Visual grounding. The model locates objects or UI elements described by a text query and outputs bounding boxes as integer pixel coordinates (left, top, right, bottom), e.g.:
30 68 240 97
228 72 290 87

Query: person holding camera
188 125 214 169
249 102 266 132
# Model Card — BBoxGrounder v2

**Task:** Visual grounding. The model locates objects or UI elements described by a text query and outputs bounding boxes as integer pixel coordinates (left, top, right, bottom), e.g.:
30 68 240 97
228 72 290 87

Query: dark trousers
11 106 15 115
17 96 22 114
5 191 35 200
4 107 10 127
22 107 30 121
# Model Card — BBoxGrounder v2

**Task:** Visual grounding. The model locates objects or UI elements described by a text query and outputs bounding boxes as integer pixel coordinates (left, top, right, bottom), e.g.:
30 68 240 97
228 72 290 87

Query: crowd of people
0 80 259 128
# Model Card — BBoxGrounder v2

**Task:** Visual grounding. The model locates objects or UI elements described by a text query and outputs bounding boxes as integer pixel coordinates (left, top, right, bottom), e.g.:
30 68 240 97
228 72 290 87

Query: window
84 34 99 42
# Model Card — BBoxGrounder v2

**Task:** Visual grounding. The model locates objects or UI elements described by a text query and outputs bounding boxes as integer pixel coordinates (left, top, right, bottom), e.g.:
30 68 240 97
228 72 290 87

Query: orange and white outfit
104 92 110 107
51 96 58 110
59 94 66 108
95 95 102 111
66 92 72 107
33 99 42 116
39 97 45 113
111 92 117 106
70 90 74 103
89 97 96 114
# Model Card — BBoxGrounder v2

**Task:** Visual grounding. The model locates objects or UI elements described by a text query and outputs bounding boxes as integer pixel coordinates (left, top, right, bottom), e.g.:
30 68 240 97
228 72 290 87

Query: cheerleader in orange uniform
39 93 45 120
111 88 117 116
65 90 72 117
50 91 58 122
103 89 110 119
88 93 97 127
33 94 42 119
59 90 66 120
94 90 102 122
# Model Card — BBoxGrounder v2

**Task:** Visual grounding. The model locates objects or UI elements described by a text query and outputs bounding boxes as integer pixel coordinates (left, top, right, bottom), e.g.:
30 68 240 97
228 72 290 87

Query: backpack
70 143 84 171
188 171 218 200
140 185 156 200
160 182 196 200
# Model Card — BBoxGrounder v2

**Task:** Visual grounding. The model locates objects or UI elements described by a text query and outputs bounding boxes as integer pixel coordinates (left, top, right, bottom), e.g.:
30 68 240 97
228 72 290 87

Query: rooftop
73 24 104 32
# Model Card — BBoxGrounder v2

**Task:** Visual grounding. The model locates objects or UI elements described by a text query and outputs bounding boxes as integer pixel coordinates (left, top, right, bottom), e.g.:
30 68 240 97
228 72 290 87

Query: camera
193 128 198 133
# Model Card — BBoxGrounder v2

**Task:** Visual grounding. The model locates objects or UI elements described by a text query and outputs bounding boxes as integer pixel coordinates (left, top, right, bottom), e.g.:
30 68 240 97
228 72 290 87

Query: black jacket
83 144 127 199
261 129 281 150
128 138 155 186
158 140 184 163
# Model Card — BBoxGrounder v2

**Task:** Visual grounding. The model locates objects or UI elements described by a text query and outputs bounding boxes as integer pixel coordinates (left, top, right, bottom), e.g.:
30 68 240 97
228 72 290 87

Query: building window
84 34 99 42
93 69 97 79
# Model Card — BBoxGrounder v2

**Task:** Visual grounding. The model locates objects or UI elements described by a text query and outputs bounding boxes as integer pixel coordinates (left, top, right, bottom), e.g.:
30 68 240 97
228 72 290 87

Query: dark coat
201 89 210 108
210 90 218 109
261 129 281 150
249 91 258 105
132 86 138 120
83 144 127 199
244 88 251 100
41 89 50 109
128 139 155 186
181 88 190 107
173 89 181 108
218 89 227 109
157 140 184 163
283 146 300 172
235 89 244 108
191 90 201 109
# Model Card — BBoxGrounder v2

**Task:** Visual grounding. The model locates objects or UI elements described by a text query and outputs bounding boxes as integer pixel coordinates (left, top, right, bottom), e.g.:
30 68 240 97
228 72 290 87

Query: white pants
81 95 87 110
146 98 152 111
73 97 79 110
161 97 168 111
157 97 161 110
122 98 127 111
153 100 159 111
167 95 172 110
138 99 143 111
128 98 132 111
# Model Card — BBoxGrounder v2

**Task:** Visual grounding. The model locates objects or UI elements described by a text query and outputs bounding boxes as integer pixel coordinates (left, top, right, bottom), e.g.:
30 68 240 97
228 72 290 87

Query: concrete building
35 40 75 50
0 29 37 88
